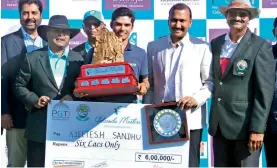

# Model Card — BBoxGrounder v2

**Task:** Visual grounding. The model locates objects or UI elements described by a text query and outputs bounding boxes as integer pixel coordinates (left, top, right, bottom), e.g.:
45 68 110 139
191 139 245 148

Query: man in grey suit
1 0 45 167
208 0 275 167
14 15 83 167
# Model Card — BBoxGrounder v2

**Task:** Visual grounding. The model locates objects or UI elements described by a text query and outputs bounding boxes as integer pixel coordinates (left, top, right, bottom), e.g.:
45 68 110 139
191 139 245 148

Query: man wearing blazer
144 3 213 167
1 0 45 167
13 15 83 167
208 0 275 167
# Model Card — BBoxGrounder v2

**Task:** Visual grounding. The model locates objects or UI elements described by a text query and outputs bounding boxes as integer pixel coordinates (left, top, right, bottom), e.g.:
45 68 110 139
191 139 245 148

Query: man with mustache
208 0 275 166
73 10 106 59
264 17 277 167
1 0 46 167
13 15 83 167
79 7 149 102
144 3 213 167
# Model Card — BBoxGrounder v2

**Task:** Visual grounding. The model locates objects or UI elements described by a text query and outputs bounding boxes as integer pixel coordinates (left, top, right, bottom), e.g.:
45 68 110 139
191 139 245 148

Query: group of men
1 0 277 167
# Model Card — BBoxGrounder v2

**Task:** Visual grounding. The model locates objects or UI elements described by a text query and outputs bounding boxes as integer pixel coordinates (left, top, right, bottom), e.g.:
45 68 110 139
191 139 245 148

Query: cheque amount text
135 153 182 164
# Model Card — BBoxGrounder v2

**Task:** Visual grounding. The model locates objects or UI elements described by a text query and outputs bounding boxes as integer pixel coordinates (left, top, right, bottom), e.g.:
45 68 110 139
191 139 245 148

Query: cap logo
90 11 95 15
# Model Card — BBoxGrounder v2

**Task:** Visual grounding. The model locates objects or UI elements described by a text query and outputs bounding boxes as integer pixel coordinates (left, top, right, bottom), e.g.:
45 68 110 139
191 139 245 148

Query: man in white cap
208 0 275 166
73 10 106 59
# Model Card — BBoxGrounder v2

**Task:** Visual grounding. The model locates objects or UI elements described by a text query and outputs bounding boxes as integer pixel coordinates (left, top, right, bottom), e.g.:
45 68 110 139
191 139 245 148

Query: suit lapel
13 29 27 54
213 35 226 79
221 29 252 79
38 48 59 90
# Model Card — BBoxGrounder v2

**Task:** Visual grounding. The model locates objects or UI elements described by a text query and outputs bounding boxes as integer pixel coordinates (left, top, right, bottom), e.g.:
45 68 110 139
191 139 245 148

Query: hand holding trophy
74 28 139 97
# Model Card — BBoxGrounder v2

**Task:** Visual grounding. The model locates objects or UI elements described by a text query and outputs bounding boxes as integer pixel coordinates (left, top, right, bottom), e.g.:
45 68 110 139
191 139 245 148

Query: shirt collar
225 33 244 44
48 46 69 60
21 27 37 40
125 42 132 51
85 41 93 53
168 33 190 47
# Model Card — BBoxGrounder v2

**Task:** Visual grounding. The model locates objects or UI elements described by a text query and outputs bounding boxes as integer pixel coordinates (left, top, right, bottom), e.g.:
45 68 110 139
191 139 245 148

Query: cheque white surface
45 100 189 168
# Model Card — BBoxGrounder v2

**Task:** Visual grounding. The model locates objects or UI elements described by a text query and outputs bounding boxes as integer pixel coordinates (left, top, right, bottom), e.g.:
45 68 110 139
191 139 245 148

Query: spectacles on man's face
228 10 249 18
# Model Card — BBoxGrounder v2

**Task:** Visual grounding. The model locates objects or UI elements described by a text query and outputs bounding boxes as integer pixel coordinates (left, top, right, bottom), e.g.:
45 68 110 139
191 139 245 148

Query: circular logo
237 60 248 71
76 104 90 121
52 102 70 120
153 109 182 137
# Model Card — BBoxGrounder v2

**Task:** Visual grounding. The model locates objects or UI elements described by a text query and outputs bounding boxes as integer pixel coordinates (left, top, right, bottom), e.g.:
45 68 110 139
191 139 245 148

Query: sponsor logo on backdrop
208 0 229 18
208 0 257 18
104 0 151 10
52 103 70 120
76 104 90 121
1 0 46 10
209 28 228 42
69 31 87 49
129 32 137 46
262 0 277 8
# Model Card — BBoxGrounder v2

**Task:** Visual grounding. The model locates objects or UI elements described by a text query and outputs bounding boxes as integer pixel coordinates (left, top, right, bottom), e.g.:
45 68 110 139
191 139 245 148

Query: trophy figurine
74 28 139 97
92 28 124 64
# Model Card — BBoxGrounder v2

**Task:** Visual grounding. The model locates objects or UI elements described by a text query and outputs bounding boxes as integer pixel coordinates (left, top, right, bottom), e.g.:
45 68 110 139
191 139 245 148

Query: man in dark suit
208 0 275 167
73 10 106 59
1 0 45 167
13 15 83 167
264 17 277 167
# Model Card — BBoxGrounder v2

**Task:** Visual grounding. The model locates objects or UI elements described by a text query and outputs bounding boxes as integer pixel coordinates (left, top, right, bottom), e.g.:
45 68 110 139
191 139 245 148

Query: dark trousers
264 124 277 167
213 127 261 167
189 129 203 167
27 140 45 167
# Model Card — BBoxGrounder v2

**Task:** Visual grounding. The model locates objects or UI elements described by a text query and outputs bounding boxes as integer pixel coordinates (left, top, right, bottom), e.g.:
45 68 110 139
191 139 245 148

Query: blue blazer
1 29 46 129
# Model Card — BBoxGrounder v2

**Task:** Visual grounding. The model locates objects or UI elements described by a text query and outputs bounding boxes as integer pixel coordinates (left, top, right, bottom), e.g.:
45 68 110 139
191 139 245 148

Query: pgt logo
52 103 70 120
129 32 137 46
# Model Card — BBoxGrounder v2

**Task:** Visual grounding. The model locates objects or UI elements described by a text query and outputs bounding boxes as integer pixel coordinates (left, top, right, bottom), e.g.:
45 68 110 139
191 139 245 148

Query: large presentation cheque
45 100 189 168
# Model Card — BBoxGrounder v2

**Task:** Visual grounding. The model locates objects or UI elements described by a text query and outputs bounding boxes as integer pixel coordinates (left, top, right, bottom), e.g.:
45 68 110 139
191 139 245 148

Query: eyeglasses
228 10 249 18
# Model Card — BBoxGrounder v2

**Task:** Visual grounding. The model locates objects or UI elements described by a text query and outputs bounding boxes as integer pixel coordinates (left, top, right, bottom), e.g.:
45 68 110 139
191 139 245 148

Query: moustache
229 19 244 25
173 28 184 31
25 19 36 23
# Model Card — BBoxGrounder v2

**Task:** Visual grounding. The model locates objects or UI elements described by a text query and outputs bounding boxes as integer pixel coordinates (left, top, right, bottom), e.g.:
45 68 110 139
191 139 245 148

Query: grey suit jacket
209 29 275 140
1 29 47 128
13 46 83 142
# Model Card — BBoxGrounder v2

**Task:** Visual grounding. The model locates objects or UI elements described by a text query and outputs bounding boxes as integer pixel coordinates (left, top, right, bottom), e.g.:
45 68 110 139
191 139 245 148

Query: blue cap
83 10 104 22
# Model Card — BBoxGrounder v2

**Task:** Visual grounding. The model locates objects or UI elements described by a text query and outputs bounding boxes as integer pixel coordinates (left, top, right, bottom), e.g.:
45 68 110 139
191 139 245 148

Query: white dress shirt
164 36 186 102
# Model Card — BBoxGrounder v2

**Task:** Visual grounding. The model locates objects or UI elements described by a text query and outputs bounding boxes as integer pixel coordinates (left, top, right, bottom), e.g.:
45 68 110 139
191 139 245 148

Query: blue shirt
85 41 92 53
84 43 148 103
48 46 69 88
21 27 43 52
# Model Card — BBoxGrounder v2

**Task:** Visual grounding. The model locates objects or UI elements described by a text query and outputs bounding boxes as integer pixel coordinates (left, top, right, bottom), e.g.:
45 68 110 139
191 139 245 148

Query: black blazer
72 42 87 59
209 29 276 140
1 29 47 128
13 46 83 142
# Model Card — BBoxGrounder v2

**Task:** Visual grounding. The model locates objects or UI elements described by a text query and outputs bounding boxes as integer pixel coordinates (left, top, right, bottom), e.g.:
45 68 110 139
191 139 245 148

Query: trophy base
74 85 139 97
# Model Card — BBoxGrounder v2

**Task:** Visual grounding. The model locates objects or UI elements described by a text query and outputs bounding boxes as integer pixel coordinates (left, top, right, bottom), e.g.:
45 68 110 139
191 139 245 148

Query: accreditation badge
236 60 248 75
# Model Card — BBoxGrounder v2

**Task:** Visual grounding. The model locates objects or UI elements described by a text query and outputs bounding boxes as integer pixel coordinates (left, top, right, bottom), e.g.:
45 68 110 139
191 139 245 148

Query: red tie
220 58 230 75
